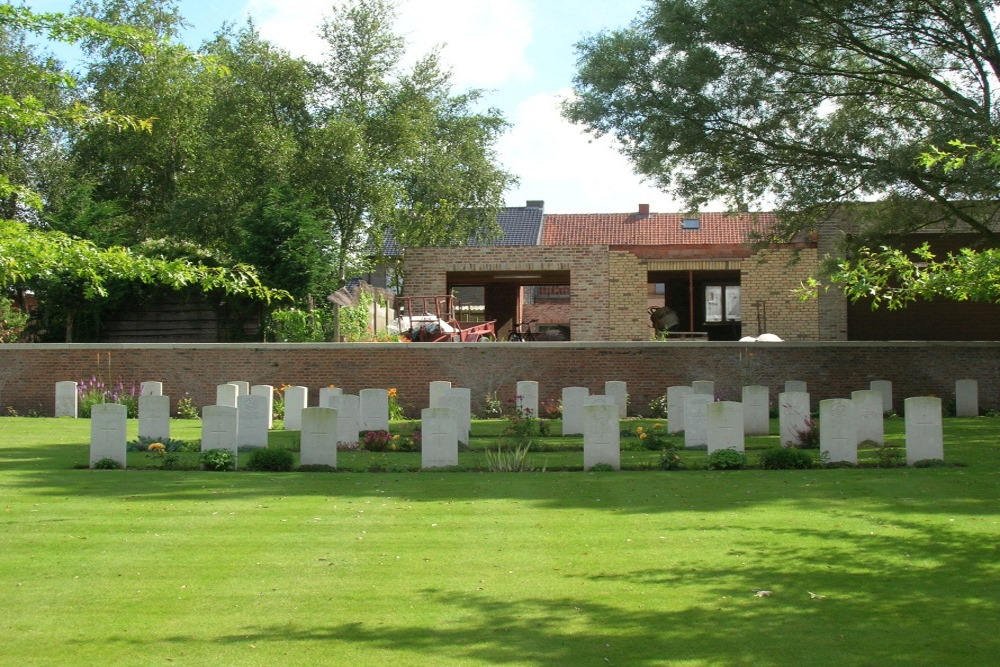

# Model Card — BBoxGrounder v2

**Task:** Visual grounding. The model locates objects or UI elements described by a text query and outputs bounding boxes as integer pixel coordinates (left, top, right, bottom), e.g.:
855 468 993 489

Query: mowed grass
1 417 999 665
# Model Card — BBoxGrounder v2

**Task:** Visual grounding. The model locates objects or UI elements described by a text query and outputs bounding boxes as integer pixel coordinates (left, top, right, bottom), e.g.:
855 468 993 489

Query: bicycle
507 319 538 341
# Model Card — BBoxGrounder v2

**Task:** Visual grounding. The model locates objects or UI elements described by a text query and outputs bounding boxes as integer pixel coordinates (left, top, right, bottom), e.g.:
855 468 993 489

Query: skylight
681 217 700 230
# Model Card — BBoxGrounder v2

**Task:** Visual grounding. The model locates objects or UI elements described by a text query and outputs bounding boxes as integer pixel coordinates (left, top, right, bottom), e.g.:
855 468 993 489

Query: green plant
790 418 820 449
273 384 290 421
297 464 337 472
913 458 948 468
587 463 617 472
480 391 503 419
648 394 669 419
266 306 334 342
759 447 815 470
176 394 199 420
484 443 534 472
0 296 29 343
632 423 671 450
199 448 235 471
244 447 294 472
91 457 122 470
387 388 406 420
127 436 195 452
707 448 747 470
502 402 537 446
875 442 906 468
362 430 394 452
657 445 686 470
539 398 562 419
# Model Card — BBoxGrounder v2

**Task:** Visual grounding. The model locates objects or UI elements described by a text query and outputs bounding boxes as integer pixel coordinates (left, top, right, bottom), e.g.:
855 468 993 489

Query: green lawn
1 416 999 665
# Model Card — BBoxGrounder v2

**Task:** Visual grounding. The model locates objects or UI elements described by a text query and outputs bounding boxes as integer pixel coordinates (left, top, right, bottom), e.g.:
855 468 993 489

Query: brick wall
3 342 997 417
608 251 650 341
741 247 821 340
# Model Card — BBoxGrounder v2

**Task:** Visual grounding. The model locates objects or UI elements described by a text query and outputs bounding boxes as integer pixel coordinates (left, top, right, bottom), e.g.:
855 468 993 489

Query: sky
32 0 679 214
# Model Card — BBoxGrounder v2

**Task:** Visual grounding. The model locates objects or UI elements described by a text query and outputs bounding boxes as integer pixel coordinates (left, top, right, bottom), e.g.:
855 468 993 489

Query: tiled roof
540 212 778 246
382 205 543 256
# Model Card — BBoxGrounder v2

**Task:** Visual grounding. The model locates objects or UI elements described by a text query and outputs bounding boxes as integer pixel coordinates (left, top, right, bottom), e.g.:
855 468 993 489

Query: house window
705 285 741 322
681 217 700 230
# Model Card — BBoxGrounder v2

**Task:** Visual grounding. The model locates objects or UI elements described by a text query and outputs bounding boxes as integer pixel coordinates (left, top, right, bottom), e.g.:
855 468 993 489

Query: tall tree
306 0 516 284
565 0 1000 247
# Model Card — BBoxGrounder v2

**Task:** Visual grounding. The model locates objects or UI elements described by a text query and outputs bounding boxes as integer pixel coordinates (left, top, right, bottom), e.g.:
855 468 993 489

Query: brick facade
740 247 821 340
2 342 997 418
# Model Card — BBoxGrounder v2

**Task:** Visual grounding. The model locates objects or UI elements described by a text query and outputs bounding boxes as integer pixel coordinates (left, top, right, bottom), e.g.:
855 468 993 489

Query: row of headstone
820 396 943 464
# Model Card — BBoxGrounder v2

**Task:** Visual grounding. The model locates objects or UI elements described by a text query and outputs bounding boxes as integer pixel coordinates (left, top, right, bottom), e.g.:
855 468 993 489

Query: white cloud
244 0 534 89
497 89 679 213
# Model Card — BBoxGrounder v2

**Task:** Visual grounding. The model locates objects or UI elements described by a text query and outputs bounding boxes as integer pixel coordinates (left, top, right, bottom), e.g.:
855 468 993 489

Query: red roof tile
540 212 778 246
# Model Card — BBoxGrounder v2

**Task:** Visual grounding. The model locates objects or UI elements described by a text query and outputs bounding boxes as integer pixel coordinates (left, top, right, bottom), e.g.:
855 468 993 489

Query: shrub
127 436 194 452
790 419 820 449
244 447 294 472
913 458 947 468
707 448 747 470
539 398 562 419
759 447 814 470
648 393 669 419
298 464 337 472
199 449 235 471
362 430 394 452
587 463 617 472
485 443 534 472
91 457 122 470
875 443 906 468
176 395 199 420
658 446 685 470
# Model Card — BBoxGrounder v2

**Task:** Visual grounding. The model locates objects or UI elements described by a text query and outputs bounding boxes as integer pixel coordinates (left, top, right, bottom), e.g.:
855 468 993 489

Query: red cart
395 295 496 342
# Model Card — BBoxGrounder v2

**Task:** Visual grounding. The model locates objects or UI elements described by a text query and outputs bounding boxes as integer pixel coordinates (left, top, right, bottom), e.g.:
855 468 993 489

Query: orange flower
387 388 398 398
639 432 648 440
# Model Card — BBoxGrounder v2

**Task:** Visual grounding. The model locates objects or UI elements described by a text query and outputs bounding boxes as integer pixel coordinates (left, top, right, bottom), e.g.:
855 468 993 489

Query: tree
565 0 1000 246
306 0 516 285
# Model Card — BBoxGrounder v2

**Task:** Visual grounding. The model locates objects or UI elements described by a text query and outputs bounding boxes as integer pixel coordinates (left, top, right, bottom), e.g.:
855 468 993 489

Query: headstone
691 380 715 397
441 387 472 444
820 398 857 464
237 394 269 448
666 385 692 434
422 407 458 468
561 387 590 435
138 394 171 442
140 381 163 396
250 385 274 429
870 380 893 414
779 392 811 448
55 381 78 418
202 405 239 454
300 406 338 467
742 385 769 436
90 403 127 468
905 397 944 465
228 381 250 396
330 394 361 447
283 386 308 430
584 395 616 407
360 388 390 432
429 380 452 408
852 389 884 445
707 401 744 454
683 393 714 448
583 402 620 470
955 379 978 417
515 381 539 418
785 380 807 394
318 386 343 408
604 381 628 418
216 383 239 408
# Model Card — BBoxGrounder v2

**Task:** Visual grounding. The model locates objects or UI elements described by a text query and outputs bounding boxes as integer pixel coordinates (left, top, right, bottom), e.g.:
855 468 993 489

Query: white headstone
318 386 343 408
561 387 590 435
666 385 692 434
779 392 811 448
90 403 127 468
330 394 361 447
820 398 857 464
237 394 269 448
228 381 250 396
852 389 884 445
138 394 171 442
216 383 239 408
202 405 239 454
583 403 620 470
742 385 770 436
442 387 472 444
955 379 978 417
55 381 78 418
707 401 745 454
300 406 338 467
905 397 944 465
584 395 616 407
422 407 458 468
870 380 893 414
250 385 274 429
691 380 715 396
604 381 628 418
140 381 163 396
283 386 308 430
429 380 452 408
785 380 808 394
360 388 390 432
683 393 714 448
515 381 539 418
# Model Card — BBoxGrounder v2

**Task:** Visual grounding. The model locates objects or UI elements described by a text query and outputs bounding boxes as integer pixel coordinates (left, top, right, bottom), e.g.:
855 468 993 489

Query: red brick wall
2 342 997 417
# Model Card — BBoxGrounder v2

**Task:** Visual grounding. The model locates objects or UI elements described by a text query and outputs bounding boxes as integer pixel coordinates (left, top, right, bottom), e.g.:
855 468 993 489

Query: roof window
681 217 700 230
